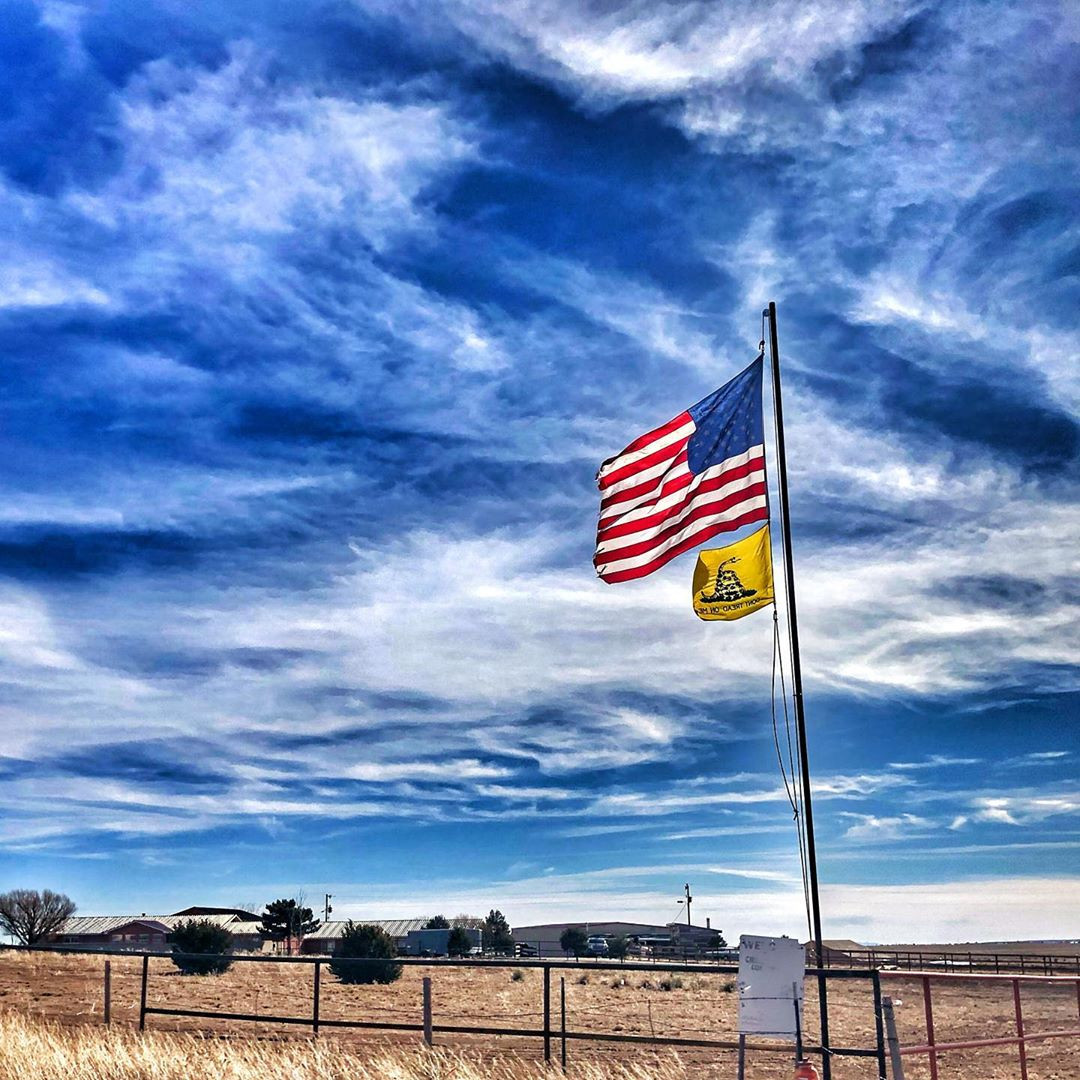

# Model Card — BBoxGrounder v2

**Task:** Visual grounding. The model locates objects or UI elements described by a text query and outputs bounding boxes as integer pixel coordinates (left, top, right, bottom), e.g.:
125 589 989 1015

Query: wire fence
1 943 888 1076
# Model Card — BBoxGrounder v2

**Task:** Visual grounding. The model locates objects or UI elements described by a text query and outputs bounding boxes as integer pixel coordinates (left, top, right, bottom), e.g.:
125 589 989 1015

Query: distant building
54 909 489 956
802 938 865 964
56 913 239 950
402 927 482 955
299 918 432 955
104 919 171 950
512 920 724 956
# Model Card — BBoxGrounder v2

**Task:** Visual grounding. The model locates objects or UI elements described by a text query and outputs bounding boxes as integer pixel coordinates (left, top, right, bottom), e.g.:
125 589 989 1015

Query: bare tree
0 889 76 944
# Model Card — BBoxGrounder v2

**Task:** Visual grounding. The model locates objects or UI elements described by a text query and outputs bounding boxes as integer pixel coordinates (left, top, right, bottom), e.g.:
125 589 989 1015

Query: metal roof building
299 917 432 953
60 914 238 936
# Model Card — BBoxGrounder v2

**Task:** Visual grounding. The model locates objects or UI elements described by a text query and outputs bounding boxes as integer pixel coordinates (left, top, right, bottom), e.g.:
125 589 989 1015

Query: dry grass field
0 950 1077 1078
0 1011 683 1080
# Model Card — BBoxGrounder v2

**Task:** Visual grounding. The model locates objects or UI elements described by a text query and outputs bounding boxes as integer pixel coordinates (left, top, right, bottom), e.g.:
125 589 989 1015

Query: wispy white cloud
839 812 934 842
889 755 983 771
407 0 915 104
69 42 475 253
971 794 1080 827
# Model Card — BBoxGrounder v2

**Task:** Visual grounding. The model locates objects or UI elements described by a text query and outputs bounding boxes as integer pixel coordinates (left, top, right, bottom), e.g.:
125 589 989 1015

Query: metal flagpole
765 300 832 1079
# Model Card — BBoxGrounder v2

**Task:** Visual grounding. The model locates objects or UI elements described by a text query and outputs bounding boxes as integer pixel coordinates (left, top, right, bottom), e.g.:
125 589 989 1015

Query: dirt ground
1 950 1077 1078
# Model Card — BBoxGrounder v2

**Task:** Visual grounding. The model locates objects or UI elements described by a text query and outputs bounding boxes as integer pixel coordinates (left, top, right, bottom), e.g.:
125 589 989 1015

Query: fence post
138 954 149 1032
543 965 551 1063
921 975 938 1080
882 997 906 1080
737 1034 747 1080
1013 979 1028 1080
103 960 111 1026
560 976 567 1072
871 970 887 1080
422 976 433 1046
312 960 320 1036
791 980 802 1063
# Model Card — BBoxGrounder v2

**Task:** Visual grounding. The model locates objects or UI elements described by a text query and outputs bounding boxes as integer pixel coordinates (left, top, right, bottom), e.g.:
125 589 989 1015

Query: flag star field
0 0 1077 941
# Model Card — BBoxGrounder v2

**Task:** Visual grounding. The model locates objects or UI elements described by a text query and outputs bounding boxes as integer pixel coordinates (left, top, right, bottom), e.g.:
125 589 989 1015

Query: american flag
594 357 768 584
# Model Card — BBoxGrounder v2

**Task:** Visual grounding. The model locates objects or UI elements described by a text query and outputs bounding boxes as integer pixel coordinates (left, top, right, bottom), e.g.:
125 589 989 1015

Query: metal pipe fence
2 943 887 1074
818 947 1080 976
879 969 1080 1079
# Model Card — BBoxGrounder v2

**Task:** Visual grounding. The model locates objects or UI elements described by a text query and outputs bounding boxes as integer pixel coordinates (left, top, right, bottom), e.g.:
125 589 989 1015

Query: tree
0 889 76 945
423 915 450 929
258 898 320 955
559 927 588 957
447 926 472 957
329 921 402 985
169 919 234 975
607 935 629 960
483 909 513 954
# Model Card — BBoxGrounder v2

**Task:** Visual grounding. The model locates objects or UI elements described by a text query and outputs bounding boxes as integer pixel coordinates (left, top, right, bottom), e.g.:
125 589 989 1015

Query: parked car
586 935 609 956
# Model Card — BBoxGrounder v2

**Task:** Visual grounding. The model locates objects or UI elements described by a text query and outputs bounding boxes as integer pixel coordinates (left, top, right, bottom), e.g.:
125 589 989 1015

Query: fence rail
2 943 886 1074
819 947 1080 975
879 969 1080 1080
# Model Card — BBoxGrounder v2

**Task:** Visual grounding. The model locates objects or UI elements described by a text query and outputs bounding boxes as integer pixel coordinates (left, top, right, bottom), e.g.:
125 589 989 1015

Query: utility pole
684 882 692 926
324 894 333 923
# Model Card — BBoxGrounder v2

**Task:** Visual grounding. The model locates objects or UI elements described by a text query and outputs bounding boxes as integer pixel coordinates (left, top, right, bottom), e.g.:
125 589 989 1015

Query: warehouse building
512 920 724 956
56 912 242 950
299 918 428 954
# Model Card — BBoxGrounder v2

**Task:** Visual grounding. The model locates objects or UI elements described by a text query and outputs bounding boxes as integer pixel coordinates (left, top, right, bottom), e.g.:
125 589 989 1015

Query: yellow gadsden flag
692 524 774 621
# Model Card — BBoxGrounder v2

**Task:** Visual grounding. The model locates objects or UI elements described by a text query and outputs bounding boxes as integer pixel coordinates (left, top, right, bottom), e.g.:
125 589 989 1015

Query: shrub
607 935 629 960
169 920 234 975
559 927 588 957
722 979 736 992
329 922 402 985
483 909 514 954
447 926 473 957
510 969 525 982
658 976 684 992
576 973 589 985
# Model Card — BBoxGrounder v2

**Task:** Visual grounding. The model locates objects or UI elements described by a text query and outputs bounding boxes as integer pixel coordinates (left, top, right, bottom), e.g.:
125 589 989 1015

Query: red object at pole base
793 1060 820 1080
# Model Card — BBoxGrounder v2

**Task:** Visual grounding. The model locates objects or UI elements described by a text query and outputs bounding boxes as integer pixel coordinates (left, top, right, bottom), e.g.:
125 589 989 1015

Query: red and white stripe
595 411 767 584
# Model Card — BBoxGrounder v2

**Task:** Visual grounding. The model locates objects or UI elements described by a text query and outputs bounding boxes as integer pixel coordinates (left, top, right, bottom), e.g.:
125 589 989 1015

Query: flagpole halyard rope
773 609 813 939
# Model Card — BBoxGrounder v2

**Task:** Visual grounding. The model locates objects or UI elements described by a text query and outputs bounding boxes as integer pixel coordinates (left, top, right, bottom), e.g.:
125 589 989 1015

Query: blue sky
0 0 1077 944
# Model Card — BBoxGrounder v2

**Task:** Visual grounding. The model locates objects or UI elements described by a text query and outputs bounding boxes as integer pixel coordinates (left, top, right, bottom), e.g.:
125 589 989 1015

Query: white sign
737 934 805 1038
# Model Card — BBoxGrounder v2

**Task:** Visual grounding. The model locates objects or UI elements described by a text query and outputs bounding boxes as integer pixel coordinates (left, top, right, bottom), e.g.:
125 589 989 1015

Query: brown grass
1 950 1078 1078
0 1011 685 1080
